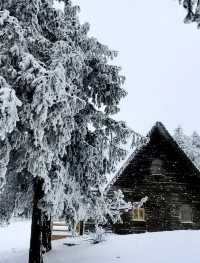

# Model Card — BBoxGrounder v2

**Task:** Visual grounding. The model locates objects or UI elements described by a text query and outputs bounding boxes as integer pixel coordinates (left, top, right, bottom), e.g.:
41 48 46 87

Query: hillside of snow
0 221 200 263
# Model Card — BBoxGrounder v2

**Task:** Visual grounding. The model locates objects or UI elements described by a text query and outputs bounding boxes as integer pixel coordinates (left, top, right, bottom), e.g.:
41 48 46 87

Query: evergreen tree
178 0 200 25
0 1 85 262
56 0 144 230
174 126 200 170
0 1 143 262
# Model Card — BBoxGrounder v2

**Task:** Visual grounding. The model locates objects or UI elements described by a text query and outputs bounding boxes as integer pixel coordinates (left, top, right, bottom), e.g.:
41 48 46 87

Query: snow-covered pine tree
191 131 200 148
191 131 200 168
178 0 200 25
0 0 144 261
12 0 144 236
58 0 144 230
0 1 85 262
174 126 200 170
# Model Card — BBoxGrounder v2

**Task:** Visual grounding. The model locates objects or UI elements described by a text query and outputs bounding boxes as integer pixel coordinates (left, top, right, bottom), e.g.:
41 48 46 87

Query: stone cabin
109 122 200 234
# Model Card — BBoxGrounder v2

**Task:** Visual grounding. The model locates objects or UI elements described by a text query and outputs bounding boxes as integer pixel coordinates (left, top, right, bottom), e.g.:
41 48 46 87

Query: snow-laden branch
0 77 21 141
0 77 21 191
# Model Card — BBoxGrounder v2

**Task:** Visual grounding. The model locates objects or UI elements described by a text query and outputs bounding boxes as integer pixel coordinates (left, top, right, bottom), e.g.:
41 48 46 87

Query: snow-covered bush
91 226 106 244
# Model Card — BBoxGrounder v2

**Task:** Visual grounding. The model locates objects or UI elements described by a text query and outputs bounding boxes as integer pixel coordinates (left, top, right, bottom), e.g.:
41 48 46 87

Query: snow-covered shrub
91 226 106 244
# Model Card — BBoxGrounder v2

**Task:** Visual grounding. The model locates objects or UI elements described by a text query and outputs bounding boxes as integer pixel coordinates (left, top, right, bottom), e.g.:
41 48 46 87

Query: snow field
1 221 200 263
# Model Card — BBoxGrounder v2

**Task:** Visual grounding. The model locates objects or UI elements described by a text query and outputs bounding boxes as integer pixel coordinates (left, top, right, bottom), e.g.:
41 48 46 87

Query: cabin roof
108 122 200 189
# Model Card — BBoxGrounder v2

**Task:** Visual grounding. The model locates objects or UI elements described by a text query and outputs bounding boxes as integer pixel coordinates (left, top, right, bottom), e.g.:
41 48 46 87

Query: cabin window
132 208 145 221
180 205 193 223
150 159 163 175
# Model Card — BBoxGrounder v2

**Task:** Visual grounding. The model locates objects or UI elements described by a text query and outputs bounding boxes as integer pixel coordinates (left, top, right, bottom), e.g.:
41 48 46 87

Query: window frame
132 207 145 222
179 204 193 224
150 159 163 176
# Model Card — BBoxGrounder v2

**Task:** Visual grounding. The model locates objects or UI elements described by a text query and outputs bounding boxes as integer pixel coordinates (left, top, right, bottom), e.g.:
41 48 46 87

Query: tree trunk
42 214 52 253
29 177 44 263
79 221 84 236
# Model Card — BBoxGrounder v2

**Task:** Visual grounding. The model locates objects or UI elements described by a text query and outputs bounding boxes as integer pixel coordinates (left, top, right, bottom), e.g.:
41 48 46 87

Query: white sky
57 0 200 136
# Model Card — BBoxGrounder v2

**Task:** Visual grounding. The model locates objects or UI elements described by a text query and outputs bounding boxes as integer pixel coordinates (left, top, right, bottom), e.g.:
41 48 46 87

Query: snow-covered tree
0 1 86 261
48 1 146 232
178 0 200 26
61 20 143 231
174 126 200 170
0 1 144 262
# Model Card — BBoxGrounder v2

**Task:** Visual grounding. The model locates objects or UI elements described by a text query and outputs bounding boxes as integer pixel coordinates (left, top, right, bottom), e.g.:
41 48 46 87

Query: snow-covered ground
1 221 200 263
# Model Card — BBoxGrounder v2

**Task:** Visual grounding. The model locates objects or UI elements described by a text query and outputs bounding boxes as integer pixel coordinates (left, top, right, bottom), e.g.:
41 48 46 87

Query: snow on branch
0 77 21 140
0 10 9 26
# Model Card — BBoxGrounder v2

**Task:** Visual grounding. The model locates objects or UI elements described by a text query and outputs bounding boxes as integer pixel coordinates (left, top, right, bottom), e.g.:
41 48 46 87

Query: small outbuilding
110 122 200 234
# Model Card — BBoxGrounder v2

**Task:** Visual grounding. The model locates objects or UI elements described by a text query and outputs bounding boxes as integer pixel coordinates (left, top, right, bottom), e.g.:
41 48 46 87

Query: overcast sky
57 0 200 136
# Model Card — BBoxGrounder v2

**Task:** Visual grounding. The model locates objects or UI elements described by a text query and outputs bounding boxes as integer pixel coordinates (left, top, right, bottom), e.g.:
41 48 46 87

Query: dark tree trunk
29 177 44 263
79 221 84 236
42 214 52 253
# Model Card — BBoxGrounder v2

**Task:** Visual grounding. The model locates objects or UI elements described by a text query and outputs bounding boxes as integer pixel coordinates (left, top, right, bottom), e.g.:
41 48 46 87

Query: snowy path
1 221 200 263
